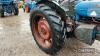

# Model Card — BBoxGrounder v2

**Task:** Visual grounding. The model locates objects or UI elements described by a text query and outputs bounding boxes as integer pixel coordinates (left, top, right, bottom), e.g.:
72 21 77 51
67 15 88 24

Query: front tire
30 4 64 54
14 7 19 15
0 9 4 17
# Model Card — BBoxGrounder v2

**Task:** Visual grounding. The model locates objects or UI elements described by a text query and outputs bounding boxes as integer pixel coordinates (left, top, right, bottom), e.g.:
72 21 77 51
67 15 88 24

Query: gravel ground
0 9 100 56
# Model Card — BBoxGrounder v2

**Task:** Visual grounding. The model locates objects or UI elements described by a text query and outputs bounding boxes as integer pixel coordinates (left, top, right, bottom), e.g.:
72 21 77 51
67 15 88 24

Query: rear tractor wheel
30 4 65 54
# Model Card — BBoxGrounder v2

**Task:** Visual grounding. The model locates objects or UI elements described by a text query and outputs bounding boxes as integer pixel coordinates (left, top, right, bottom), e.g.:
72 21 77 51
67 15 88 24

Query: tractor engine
30 0 100 54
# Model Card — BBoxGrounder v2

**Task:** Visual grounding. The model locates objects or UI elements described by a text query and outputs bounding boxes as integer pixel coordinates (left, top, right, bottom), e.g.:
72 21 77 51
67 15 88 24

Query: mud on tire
30 4 65 54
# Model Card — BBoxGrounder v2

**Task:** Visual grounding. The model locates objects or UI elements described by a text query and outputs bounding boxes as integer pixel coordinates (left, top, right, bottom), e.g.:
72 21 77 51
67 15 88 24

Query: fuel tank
75 1 100 18
75 24 100 45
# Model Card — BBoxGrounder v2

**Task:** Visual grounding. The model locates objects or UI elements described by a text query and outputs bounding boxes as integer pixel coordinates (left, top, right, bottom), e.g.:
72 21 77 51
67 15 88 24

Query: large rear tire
30 4 64 54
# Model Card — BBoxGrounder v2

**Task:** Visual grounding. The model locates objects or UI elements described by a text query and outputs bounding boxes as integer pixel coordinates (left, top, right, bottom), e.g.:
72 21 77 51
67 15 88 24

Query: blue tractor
0 0 19 17
30 0 100 54
75 0 100 23
24 0 36 12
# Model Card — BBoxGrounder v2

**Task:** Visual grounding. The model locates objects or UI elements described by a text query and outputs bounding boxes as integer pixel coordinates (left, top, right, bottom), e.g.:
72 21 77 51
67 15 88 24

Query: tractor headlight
90 11 97 17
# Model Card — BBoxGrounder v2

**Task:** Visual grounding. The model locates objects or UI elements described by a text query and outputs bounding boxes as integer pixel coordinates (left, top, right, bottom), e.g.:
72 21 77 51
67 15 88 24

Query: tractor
0 0 19 17
75 0 100 23
23 0 36 13
30 0 100 54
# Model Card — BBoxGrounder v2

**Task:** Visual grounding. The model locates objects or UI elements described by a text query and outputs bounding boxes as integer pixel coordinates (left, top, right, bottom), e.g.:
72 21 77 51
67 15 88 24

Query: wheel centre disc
38 19 50 40
33 15 52 48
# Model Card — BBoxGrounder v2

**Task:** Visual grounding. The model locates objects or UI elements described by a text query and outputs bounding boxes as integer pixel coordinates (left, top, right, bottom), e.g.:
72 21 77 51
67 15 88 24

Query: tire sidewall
30 8 62 53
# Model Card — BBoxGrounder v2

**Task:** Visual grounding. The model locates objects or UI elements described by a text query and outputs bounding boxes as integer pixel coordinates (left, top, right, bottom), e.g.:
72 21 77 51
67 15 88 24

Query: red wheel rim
25 5 29 12
33 14 52 48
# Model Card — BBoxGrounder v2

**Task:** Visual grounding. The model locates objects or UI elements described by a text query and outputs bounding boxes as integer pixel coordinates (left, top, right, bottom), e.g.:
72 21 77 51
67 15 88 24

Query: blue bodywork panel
0 0 18 14
75 1 100 21
0 0 12 4
25 1 36 12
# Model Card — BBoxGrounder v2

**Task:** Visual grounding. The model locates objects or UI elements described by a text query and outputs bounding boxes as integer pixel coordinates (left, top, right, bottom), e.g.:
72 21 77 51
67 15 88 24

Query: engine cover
75 1 100 18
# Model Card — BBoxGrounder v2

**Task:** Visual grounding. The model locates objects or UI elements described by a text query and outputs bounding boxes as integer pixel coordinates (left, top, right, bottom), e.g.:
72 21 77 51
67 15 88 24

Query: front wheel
0 8 4 17
14 7 19 15
30 4 64 54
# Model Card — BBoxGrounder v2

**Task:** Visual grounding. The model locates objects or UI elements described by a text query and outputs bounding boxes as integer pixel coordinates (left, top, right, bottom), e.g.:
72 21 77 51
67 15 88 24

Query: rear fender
36 0 67 22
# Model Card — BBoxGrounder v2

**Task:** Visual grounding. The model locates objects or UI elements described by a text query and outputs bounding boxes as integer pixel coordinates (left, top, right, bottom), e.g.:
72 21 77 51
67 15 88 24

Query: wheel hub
38 19 50 40
33 15 52 48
